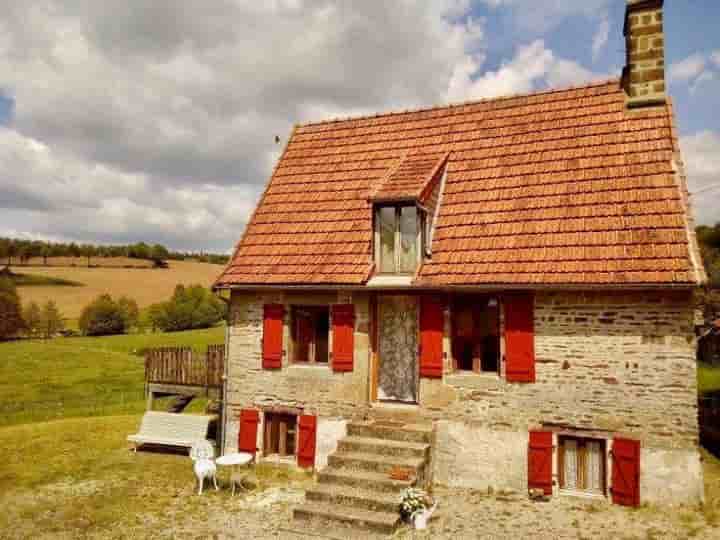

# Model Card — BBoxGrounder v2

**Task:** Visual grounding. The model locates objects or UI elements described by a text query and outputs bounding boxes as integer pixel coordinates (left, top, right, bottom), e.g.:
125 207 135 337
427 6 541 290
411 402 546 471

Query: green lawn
0 326 225 426
0 415 311 539
699 362 720 395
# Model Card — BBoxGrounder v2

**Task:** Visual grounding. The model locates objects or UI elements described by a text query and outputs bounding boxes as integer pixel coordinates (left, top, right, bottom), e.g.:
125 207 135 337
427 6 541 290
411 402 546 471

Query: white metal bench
128 411 214 451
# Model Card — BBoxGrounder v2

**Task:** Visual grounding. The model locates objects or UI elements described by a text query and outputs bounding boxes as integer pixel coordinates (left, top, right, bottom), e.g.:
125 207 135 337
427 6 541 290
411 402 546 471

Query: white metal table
216 452 254 495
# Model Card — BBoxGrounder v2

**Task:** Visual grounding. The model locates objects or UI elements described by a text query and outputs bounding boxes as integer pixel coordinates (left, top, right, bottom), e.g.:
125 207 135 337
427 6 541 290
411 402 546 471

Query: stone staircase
293 420 433 535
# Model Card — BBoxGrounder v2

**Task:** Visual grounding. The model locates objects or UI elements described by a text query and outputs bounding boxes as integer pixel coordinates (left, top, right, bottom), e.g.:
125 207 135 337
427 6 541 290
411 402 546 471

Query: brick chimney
622 0 666 108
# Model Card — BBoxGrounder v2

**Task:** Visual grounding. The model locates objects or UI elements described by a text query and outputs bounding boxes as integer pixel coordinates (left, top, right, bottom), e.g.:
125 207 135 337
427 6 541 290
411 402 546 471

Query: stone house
214 0 706 529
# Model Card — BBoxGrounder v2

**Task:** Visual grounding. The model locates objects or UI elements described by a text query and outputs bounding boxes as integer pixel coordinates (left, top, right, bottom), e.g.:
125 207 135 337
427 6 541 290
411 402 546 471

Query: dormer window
375 204 424 274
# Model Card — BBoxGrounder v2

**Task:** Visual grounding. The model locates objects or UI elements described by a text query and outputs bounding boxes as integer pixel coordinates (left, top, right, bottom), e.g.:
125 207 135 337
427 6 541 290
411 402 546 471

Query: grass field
0 415 311 539
0 326 225 426
16 259 224 321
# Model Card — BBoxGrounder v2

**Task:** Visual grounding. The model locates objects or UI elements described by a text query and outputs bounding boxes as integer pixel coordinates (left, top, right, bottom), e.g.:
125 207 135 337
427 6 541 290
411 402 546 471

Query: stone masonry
223 288 703 504
624 0 666 107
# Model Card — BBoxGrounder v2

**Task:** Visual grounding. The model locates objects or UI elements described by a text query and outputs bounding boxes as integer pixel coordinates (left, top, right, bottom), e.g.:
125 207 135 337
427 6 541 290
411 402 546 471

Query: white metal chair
189 440 218 495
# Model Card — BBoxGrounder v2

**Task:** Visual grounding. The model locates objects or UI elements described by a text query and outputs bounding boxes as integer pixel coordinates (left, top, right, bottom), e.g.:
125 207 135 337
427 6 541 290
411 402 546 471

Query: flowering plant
399 487 432 521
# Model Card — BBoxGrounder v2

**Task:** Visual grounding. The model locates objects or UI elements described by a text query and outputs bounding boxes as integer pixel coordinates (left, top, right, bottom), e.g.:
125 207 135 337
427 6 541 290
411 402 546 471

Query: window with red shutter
611 437 640 507
297 414 317 468
262 304 284 369
420 296 444 378
504 293 535 383
238 409 259 455
528 430 553 495
331 304 354 372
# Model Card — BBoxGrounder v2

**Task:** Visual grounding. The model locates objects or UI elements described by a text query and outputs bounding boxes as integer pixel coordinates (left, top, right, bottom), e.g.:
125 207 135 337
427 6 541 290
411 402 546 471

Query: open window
263 412 297 458
451 296 500 374
558 436 607 496
375 204 424 275
291 306 329 364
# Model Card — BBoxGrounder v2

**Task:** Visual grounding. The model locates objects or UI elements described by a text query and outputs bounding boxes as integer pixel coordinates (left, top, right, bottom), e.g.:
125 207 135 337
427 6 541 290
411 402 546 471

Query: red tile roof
370 152 448 204
216 79 702 287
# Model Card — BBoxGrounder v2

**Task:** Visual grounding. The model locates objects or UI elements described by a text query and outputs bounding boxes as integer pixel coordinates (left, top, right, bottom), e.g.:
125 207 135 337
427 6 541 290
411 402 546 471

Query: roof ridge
298 77 621 128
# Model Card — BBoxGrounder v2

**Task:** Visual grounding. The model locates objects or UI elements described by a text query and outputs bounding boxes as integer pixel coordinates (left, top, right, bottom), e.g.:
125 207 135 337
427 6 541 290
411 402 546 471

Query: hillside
16 260 224 319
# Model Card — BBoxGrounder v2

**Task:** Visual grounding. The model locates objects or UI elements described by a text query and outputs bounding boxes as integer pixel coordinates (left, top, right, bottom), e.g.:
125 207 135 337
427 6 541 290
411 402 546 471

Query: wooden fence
145 345 224 387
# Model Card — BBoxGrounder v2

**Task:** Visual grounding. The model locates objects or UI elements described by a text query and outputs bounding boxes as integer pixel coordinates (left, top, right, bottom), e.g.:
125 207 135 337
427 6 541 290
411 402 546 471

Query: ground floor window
558 436 606 495
263 412 297 457
451 296 500 373
291 306 329 364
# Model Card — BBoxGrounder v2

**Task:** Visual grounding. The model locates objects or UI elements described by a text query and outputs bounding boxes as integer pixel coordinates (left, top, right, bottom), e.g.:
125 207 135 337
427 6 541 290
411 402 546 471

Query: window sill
444 372 505 389
286 363 334 379
366 275 414 287
558 488 606 500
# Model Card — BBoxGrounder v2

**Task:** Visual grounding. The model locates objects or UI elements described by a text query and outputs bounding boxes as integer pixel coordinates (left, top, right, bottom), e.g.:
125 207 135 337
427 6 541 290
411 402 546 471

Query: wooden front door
377 295 418 403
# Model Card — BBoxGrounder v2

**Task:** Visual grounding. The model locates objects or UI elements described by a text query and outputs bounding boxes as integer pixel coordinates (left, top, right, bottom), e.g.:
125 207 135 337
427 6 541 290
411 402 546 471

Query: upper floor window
375 204 423 274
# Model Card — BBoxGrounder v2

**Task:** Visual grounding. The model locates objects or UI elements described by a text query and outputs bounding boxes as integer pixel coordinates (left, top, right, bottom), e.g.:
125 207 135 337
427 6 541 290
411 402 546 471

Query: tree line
0 278 226 341
697 223 720 288
0 237 229 267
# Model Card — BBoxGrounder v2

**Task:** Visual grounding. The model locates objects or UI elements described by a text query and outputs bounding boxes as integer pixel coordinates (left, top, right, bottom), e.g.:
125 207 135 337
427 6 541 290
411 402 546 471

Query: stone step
347 421 432 444
328 451 425 475
318 467 414 494
293 501 400 535
306 484 401 514
338 435 430 459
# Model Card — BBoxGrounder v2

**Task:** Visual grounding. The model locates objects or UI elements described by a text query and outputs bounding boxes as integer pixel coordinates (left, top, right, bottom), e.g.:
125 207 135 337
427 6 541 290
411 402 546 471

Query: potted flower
399 487 436 530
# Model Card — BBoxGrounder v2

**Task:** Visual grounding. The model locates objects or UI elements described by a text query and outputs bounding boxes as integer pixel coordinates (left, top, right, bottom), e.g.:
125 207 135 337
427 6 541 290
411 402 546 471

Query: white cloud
446 39 608 102
712 50 720 68
0 0 487 251
592 16 610 62
669 53 707 83
680 131 720 226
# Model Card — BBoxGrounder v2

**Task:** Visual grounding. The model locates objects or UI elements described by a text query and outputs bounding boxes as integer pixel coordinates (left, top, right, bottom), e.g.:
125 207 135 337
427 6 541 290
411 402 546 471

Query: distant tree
148 284 226 332
39 300 64 339
0 240 7 268
6 241 17 267
117 296 139 329
40 243 51 266
79 294 136 336
23 301 42 337
68 242 81 263
698 223 720 288
0 277 25 340
80 244 96 267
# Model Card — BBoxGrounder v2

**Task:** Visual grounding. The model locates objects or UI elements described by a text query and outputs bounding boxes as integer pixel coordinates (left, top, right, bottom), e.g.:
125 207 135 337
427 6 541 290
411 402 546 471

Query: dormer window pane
379 206 396 273
399 206 418 273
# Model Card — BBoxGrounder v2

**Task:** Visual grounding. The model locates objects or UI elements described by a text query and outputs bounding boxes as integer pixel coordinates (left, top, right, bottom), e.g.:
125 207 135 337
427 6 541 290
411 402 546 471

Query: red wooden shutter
297 414 317 468
528 430 553 495
504 293 536 382
238 409 260 455
331 304 355 372
262 304 284 369
419 296 444 378
611 437 640 507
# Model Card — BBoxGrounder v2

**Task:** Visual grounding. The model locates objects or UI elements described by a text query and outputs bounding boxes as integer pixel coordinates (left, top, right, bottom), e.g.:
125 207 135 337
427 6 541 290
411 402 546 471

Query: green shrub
0 277 26 340
23 301 42 337
148 284 225 332
39 300 64 339
79 294 138 336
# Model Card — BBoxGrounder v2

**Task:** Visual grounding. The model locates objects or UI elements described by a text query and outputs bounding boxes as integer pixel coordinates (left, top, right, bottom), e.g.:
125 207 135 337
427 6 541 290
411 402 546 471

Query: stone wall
223 288 702 502
419 290 699 451
624 0 666 106
223 290 370 454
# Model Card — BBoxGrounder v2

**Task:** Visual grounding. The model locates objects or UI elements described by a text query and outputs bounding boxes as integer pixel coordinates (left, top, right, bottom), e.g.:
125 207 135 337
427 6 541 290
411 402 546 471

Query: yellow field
17 260 225 319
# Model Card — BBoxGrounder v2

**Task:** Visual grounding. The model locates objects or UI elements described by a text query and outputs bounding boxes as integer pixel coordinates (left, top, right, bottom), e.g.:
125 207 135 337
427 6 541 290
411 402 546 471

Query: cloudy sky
1 0 719 253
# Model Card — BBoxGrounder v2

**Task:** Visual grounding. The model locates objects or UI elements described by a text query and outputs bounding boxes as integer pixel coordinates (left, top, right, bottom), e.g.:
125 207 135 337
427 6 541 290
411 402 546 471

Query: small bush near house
79 294 139 336
39 300 64 339
0 276 26 340
148 284 226 332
